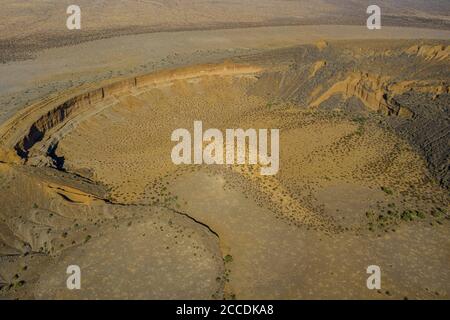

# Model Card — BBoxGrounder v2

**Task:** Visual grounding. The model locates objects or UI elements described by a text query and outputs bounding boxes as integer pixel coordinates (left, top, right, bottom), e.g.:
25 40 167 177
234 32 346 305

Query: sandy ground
1 0 449 41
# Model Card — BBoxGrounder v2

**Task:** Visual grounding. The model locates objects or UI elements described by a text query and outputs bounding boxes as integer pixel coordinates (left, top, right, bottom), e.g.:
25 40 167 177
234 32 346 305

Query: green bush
381 186 393 195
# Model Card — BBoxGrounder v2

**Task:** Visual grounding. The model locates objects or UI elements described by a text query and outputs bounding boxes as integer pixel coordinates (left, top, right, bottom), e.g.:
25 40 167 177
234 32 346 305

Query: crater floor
0 40 449 299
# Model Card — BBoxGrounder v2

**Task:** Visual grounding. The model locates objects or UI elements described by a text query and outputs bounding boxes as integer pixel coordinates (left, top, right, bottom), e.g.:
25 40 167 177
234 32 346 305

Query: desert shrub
381 186 393 195
416 211 425 219
401 210 415 221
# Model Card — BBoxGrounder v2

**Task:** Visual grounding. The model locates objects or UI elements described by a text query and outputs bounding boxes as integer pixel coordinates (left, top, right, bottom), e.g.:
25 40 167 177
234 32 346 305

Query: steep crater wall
0 62 262 166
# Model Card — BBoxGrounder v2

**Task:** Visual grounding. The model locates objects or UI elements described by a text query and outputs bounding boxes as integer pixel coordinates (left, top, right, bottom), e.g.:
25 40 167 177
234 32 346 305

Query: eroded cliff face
405 44 450 62
246 41 449 188
309 72 449 118
0 61 262 166
0 41 448 190
0 40 449 300
310 72 398 115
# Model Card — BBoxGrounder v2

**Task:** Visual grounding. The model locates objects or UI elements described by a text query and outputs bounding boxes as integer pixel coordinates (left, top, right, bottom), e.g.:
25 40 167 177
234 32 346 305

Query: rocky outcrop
315 40 329 51
310 71 449 119
405 44 450 61
309 60 327 78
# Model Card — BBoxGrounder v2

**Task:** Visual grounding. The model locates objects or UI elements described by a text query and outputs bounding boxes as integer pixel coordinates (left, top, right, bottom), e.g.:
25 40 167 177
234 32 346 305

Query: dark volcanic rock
386 92 450 188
